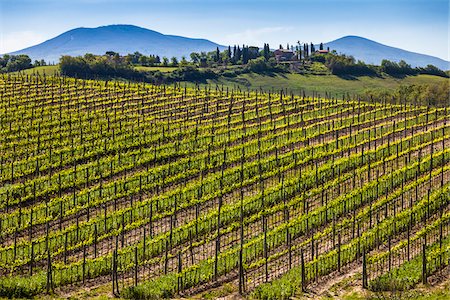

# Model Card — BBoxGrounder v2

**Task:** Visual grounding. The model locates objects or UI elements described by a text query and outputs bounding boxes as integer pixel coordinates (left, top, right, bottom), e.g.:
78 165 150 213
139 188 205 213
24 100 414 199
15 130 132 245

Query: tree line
59 53 145 80
320 53 448 77
0 54 51 73
59 53 221 83
0 55 32 72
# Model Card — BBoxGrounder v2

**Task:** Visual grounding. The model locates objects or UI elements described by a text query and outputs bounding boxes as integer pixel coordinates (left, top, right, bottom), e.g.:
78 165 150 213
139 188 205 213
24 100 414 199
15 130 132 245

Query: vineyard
0 74 449 299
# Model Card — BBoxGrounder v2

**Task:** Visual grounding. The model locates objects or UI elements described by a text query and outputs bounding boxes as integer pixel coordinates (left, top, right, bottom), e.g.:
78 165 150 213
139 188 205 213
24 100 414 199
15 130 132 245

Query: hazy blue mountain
10 25 225 63
324 36 449 70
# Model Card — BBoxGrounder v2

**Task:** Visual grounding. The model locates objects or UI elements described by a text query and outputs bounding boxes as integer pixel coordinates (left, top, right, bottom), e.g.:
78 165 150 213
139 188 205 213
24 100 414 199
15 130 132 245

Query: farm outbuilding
274 49 294 62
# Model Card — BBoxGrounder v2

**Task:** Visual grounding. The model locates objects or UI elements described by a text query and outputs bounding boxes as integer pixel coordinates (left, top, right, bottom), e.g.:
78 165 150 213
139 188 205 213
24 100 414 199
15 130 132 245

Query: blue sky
0 0 448 60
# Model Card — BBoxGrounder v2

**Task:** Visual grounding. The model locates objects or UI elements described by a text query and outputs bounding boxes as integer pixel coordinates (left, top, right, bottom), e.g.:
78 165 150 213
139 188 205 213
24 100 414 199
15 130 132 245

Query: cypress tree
242 45 249 64
236 46 242 62
216 47 220 63
263 43 270 60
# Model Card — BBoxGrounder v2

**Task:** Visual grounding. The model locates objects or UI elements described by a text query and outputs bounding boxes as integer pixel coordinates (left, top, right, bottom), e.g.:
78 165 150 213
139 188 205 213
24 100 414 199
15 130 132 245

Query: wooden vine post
337 233 341 273
177 251 183 293
422 242 427 285
134 247 138 287
362 248 368 289
46 252 53 294
238 143 245 295
301 248 306 292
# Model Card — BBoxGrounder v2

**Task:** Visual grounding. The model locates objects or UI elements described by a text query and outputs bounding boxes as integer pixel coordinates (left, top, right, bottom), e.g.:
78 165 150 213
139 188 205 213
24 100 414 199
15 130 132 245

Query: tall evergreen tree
297 41 302 60
263 43 270 60
216 47 220 63
319 43 324 50
242 45 249 64
295 45 301 60
228 45 232 60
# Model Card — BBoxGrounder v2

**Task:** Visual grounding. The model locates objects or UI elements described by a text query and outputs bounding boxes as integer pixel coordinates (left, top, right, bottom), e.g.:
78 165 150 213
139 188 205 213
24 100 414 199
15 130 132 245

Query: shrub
121 274 177 299
0 272 46 298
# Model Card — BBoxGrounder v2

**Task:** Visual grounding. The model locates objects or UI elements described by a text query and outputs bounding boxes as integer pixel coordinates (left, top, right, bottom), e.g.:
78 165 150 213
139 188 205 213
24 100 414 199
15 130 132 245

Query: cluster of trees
165 66 217 82
245 57 284 73
0 54 32 72
33 59 47 67
0 54 52 73
321 53 448 78
58 50 287 83
122 51 188 67
59 53 144 80
380 60 448 77
278 42 328 60
189 44 265 67
187 42 329 67
123 51 161 66
363 83 450 107
380 59 416 76
324 53 377 76
58 53 219 83
118 51 190 67
115 45 276 69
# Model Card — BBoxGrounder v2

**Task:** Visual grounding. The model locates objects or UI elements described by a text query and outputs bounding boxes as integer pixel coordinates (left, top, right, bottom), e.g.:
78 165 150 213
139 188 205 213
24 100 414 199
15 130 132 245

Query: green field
13 65 60 76
201 73 449 96
133 65 178 72
0 74 449 299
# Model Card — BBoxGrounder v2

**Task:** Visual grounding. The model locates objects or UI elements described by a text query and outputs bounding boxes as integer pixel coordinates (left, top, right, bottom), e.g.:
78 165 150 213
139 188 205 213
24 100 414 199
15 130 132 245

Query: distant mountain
10 25 225 63
324 36 449 71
